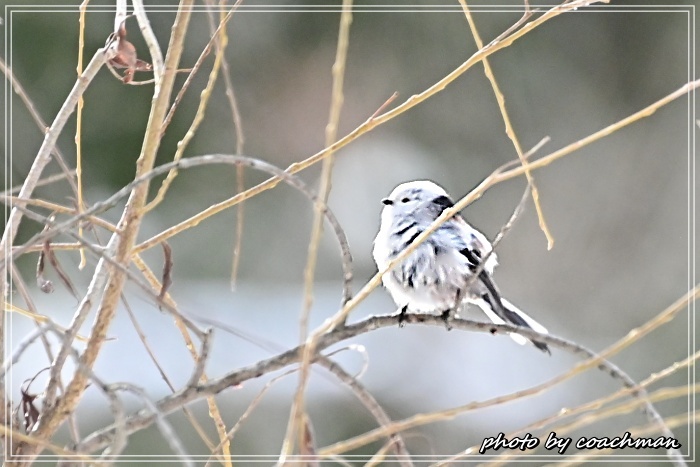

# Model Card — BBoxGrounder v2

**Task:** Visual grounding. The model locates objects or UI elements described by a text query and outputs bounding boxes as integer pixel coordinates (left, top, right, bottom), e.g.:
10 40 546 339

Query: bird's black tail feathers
481 293 550 354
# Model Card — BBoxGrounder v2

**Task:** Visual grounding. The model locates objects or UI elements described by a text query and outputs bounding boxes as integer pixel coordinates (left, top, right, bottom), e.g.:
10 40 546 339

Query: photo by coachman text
479 431 682 455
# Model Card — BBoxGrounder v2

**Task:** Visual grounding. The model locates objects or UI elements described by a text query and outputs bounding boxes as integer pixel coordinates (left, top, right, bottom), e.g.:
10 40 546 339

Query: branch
0 58 79 197
131 0 164 81
10 4 193 462
129 0 602 257
0 42 116 291
309 77 700 344
317 357 413 466
76 292 692 457
459 0 554 249
7 155 354 311
288 0 354 460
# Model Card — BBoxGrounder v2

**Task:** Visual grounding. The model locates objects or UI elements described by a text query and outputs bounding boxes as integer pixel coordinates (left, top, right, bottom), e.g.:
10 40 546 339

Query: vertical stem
76 0 89 269
9 3 192 463
282 0 353 461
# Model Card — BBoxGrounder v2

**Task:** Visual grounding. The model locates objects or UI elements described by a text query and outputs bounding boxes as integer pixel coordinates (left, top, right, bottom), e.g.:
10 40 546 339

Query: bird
372 180 550 353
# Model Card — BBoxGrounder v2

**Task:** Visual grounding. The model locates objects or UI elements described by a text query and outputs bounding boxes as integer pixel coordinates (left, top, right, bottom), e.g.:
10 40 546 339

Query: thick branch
76 312 675 456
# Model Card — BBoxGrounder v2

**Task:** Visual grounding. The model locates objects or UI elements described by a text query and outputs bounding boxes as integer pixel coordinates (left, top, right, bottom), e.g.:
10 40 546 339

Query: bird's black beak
381 198 393 206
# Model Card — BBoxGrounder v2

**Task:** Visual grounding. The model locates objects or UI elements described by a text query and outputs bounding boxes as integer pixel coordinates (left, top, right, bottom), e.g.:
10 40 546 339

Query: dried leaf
158 242 173 302
108 21 153 83
36 242 54 294
19 369 48 433
299 414 319 467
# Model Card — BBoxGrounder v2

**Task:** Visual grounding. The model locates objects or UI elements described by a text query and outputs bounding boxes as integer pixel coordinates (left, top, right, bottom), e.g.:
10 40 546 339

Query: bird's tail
475 297 550 354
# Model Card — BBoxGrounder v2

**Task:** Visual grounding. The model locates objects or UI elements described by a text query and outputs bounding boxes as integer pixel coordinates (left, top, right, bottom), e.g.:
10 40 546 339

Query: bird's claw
398 305 408 328
441 310 453 331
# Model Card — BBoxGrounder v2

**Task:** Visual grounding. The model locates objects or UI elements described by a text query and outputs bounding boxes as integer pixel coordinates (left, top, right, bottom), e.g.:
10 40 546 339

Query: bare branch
12 6 194 459
7 155 354 311
318 357 413 466
132 0 164 80
289 0 354 460
129 0 605 258
0 58 79 196
76 284 696 457
0 40 116 295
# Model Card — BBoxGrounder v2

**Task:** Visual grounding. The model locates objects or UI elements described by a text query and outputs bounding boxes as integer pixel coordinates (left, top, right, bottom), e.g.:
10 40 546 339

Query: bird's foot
440 309 453 331
398 305 408 328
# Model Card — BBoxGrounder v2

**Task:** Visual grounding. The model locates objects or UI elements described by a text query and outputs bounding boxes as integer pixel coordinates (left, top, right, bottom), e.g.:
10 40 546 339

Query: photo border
3 2 695 464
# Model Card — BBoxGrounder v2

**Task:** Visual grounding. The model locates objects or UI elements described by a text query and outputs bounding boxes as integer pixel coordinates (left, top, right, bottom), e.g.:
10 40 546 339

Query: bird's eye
401 197 410 203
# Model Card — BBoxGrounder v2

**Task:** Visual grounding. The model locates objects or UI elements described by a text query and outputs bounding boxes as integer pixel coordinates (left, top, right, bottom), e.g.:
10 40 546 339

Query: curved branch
76 312 677 458
7 154 354 308
317 357 413 467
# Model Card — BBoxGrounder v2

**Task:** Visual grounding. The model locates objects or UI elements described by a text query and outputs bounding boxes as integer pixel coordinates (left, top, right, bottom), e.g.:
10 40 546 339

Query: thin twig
287 0 354 461
368 92 399 120
0 424 94 460
7 155 354 311
157 3 239 141
2 194 117 233
1 172 76 197
75 0 90 270
132 0 164 81
12 6 194 461
459 0 554 249
114 0 127 32
42 234 117 409
1 323 51 380
112 383 194 466
121 294 217 451
129 0 602 258
456 137 550 317
0 40 117 298
0 58 79 196
90 377 128 462
144 2 240 214
204 0 247 291
318 357 413 466
203 368 300 467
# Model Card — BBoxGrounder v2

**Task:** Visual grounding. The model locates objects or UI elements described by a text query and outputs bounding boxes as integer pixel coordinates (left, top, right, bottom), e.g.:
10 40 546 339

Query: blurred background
4 0 697 464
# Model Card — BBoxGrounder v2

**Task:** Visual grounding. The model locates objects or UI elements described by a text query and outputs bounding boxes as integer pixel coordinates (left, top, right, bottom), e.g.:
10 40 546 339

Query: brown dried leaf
108 21 153 83
158 242 173 302
36 242 54 294
299 414 319 467
19 369 48 433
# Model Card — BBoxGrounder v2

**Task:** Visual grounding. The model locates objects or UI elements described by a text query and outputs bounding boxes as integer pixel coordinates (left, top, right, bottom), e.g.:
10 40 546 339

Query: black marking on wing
406 263 416 288
390 228 425 257
460 247 482 270
402 230 422 249
394 222 417 237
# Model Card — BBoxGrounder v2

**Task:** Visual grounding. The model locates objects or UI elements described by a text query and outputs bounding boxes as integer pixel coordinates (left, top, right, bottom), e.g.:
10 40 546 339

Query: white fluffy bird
372 180 550 353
